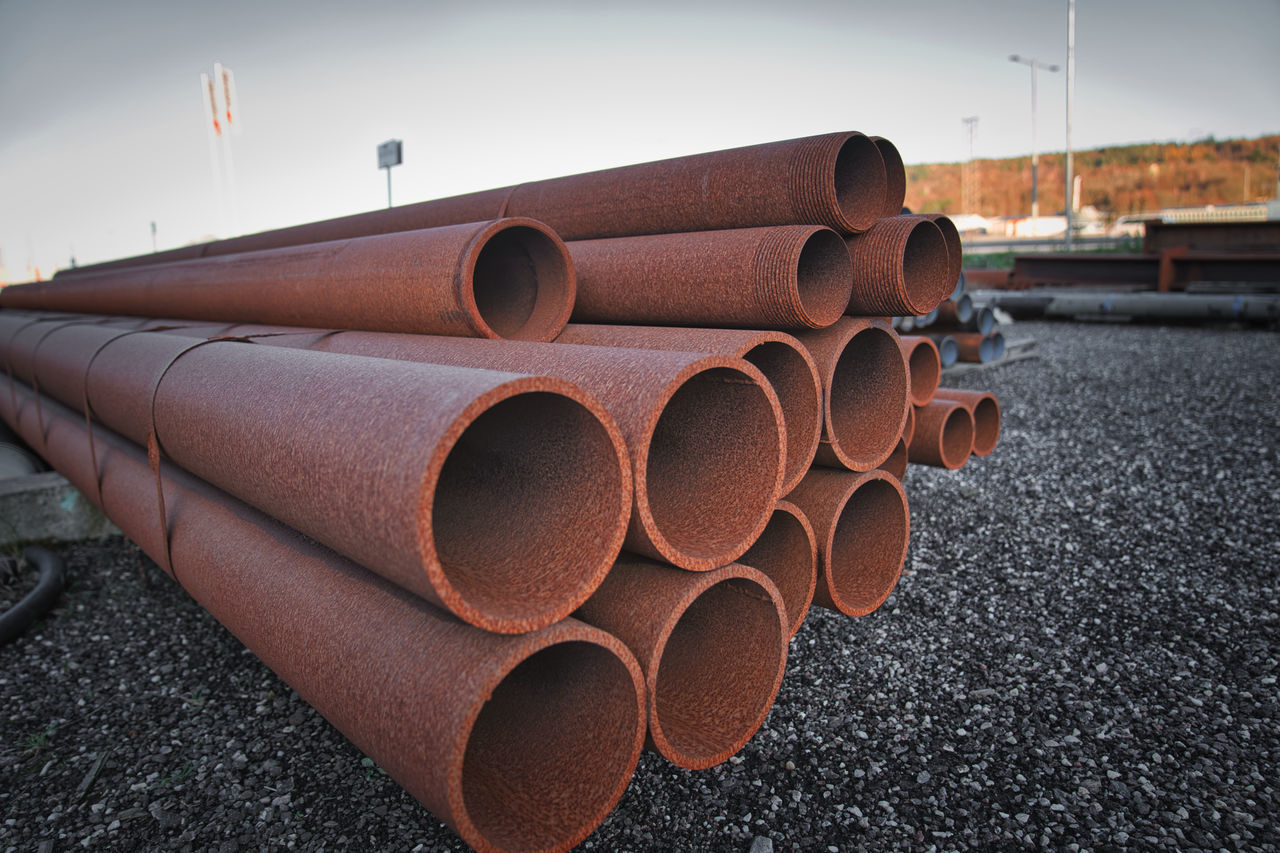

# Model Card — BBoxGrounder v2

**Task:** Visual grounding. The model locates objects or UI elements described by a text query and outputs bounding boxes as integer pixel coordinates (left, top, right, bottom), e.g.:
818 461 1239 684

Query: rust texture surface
3 219 575 342
923 213 964 292
556 324 820 495
793 318 908 472
785 468 909 618
877 436 908 480
845 215 953 317
908 399 975 470
949 332 996 364
0 381 646 853
897 334 941 407
738 499 818 637
566 225 853 330
575 556 787 770
934 388 1002 457
114 325 785 572
0 320 632 634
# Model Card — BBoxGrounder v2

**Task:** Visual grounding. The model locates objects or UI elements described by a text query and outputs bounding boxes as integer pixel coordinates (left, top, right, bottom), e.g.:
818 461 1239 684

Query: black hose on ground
0 546 64 645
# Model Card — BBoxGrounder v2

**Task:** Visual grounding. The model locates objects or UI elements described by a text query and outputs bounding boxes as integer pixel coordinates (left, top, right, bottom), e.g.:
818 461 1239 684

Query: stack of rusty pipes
0 129 1000 852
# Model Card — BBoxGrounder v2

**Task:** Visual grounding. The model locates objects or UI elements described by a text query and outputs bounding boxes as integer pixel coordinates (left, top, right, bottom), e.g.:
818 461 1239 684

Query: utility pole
377 140 403 208
1064 0 1076 250
962 116 979 214
1009 55 1060 229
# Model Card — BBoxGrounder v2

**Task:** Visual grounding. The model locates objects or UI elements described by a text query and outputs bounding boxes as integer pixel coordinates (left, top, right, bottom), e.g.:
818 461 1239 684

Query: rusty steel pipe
908 399 975 470
574 556 787 770
0 383 645 853
555 324 820 495
923 213 964 292
950 332 998 364
845 215 954 317
934 388 1002 457
566 225 853 330
738 500 818 638
784 468 910 618
897 334 941 407
116 324 785 572
0 321 632 634
2 219 576 342
870 136 907 219
930 334 959 367
793 318 908 472
934 293 974 326
61 132 888 279
877 436 908 480
903 402 916 446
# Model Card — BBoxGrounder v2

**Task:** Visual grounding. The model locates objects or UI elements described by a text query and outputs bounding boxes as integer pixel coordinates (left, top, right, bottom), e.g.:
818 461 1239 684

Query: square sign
378 139 403 169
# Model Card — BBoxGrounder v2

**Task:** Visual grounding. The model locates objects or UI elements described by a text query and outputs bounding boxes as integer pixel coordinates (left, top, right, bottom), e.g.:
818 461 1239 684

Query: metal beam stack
0 130 1002 852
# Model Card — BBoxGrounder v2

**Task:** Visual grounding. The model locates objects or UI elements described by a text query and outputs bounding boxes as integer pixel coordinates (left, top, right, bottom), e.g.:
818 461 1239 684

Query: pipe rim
740 336 822 495
925 214 964 288
900 219 954 316
419 376 631 634
647 565 788 769
937 404 976 469
968 395 1001 456
824 323 909 471
453 620 646 852
738 500 818 638
791 227 855 329
830 133 888 234
821 470 910 617
870 136 907 219
900 336 941 407
633 357 784 571
459 218 575 342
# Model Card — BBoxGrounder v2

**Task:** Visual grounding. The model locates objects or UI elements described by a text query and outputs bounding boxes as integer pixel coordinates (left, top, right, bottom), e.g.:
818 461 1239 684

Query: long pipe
555 324 820 495
738 499 818 638
929 334 960 367
4 219 575 342
574 557 787 770
933 388 1001 457
566 225 853 330
99 319 786 573
784 468 910 618
793 318 909 472
896 335 942 407
0 381 646 853
845 215 953 316
61 131 891 276
934 293 974 326
908 399 975 470
950 332 998 364
0 318 632 634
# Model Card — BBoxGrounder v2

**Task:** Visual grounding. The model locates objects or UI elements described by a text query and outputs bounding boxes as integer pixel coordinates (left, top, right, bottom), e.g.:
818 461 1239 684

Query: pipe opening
978 336 996 363
743 342 820 493
937 337 958 367
828 476 908 615
901 221 952 316
644 367 780 565
652 575 785 767
971 397 1001 456
872 137 907 218
739 505 816 637
939 406 975 468
906 341 941 407
432 392 626 628
833 134 887 234
827 328 907 470
471 225 572 341
795 229 853 328
461 640 641 851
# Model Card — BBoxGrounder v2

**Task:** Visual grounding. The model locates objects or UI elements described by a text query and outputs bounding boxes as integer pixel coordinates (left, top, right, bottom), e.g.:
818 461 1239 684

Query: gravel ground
1 320 1277 852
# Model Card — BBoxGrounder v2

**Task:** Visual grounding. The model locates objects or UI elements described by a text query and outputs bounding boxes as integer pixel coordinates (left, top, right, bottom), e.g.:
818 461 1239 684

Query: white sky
2 0 1277 277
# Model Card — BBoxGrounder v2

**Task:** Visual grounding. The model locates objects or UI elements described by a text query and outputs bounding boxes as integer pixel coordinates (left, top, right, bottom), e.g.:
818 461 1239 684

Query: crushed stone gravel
1 320 1277 851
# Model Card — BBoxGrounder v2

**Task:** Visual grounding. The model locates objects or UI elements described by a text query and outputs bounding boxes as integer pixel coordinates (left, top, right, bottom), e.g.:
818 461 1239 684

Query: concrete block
0 471 119 546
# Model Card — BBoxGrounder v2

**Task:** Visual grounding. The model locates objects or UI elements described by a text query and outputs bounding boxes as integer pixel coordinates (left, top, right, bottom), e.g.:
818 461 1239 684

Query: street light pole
1065 0 1076 250
1009 54 1060 231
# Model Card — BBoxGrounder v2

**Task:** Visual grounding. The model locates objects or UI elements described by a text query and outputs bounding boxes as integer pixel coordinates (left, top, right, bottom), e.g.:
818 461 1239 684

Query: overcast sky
2 0 1277 277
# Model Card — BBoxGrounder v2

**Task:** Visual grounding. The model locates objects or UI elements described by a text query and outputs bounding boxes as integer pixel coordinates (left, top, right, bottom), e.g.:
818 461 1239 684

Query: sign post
378 140 403 208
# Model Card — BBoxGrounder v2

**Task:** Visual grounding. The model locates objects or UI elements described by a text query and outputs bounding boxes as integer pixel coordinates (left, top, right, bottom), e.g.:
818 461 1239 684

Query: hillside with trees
904 135 1280 219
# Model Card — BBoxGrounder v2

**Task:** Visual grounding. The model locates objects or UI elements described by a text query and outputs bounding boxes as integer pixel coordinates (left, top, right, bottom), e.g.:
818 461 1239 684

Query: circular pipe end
464 218 575 342
899 336 941 407
791 227 856 329
822 471 910 617
899 219 954 316
870 136 907 219
741 338 822 495
824 323 909 471
423 380 631 634
648 566 788 769
924 214 964 288
970 394 1002 456
456 623 645 852
738 500 818 638
637 360 784 571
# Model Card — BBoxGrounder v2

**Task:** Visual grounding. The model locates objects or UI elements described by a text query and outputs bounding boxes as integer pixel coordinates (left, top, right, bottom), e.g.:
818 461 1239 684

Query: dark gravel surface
2 320 1277 852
